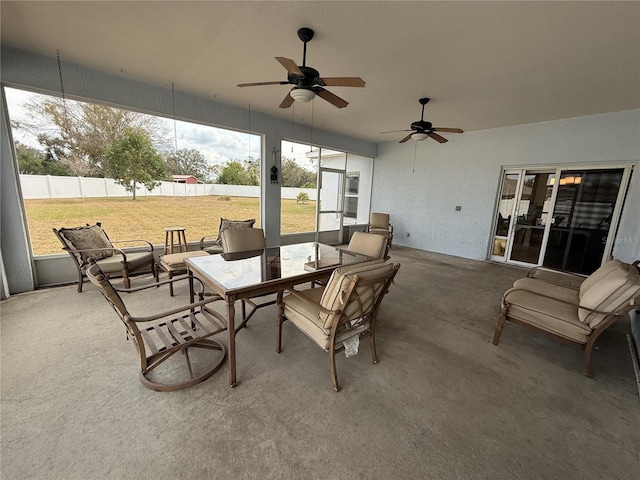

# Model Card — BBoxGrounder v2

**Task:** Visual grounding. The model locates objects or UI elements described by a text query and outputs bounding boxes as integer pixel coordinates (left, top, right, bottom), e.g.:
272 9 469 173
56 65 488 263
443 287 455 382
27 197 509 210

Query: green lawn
27 196 317 255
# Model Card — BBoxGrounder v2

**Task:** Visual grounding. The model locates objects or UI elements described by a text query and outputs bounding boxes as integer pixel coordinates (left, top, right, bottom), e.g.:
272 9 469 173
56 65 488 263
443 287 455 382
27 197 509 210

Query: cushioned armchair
493 259 640 376
87 261 227 391
277 260 400 391
199 217 256 255
53 222 157 292
367 212 394 252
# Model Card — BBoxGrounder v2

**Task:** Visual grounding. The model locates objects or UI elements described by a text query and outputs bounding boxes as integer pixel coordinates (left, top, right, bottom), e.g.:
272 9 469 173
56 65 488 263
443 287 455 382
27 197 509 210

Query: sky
4 86 315 170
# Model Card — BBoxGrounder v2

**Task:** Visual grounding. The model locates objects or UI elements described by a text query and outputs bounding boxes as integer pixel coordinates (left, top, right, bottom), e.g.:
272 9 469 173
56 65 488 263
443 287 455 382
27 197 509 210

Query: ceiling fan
237 27 365 109
380 98 463 143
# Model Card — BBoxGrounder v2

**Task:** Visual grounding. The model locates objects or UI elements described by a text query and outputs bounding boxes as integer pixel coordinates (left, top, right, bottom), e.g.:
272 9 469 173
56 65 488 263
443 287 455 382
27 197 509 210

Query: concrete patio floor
1 246 638 479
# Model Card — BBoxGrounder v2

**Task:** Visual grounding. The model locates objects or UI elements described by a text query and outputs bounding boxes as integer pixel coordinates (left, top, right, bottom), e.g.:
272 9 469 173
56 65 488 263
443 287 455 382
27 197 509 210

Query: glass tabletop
186 242 372 292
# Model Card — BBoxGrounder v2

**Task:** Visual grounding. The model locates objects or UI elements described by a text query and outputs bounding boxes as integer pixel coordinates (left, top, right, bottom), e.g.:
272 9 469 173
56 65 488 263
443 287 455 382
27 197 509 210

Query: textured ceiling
2 1 639 143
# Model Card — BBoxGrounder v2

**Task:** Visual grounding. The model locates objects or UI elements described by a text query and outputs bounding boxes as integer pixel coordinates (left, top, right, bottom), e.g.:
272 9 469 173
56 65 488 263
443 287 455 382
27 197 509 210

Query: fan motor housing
411 120 433 131
288 66 320 86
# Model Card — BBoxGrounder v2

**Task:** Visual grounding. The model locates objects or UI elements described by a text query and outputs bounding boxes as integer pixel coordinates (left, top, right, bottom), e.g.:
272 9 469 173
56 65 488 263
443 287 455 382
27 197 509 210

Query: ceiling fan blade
315 88 349 108
237 81 290 87
399 133 413 143
275 57 303 76
317 77 365 87
379 129 412 134
279 91 295 109
428 132 448 143
432 127 464 133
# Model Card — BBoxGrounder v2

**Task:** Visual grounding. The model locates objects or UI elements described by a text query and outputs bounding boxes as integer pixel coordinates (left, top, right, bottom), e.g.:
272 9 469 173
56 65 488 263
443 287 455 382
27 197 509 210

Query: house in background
172 175 198 184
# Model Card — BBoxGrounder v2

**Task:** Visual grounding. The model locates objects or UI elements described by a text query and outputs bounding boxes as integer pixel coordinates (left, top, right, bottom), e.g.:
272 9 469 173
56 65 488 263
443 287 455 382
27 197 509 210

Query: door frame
316 166 346 244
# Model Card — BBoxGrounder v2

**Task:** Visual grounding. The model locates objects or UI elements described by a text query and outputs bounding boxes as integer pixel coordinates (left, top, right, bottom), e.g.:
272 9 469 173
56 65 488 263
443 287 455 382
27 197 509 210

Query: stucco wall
373 110 640 263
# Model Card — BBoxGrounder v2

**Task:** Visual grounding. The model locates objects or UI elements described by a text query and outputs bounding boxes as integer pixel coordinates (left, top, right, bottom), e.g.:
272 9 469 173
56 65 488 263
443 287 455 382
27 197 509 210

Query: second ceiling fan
237 27 365 109
381 98 463 143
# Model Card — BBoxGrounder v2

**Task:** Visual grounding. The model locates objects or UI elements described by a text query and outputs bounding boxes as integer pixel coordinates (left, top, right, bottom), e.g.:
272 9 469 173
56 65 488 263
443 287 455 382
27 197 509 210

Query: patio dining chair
53 222 158 292
220 227 271 331
199 217 256 255
277 260 400 391
86 261 227 391
367 212 394 253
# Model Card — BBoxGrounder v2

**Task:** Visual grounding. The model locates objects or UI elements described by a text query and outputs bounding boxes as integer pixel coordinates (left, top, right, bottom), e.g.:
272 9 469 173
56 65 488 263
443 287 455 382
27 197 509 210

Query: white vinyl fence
19 174 316 201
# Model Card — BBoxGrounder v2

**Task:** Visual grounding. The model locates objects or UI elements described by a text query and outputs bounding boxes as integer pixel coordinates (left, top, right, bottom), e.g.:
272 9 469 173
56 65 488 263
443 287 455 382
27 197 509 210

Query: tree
15 96 170 176
296 192 310 204
15 142 73 176
103 129 169 199
214 159 260 185
281 157 317 188
164 148 212 182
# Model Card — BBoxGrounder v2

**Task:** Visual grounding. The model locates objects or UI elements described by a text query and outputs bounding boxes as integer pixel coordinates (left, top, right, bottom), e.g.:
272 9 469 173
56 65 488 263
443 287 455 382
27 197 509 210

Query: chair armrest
128 295 224 323
110 239 154 252
115 274 207 295
389 224 393 234
199 234 219 250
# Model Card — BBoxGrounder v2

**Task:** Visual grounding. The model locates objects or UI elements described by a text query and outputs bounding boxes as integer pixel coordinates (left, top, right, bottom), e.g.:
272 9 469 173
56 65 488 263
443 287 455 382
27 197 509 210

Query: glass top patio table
185 242 373 387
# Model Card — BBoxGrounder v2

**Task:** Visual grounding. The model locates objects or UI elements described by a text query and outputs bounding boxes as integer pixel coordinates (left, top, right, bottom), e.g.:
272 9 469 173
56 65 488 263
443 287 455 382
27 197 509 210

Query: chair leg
168 271 174 296
276 306 284 353
583 342 595 378
77 269 84 292
492 312 507 345
329 344 340 392
122 269 131 289
369 332 378 364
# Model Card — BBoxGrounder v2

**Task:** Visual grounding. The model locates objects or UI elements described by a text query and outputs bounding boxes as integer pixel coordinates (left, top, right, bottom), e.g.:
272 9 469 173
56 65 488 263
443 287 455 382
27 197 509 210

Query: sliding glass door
543 169 624 273
491 165 633 275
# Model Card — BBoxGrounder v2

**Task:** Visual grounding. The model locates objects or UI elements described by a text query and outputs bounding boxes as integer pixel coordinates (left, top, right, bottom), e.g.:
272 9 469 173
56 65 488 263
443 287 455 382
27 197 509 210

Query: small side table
164 227 188 255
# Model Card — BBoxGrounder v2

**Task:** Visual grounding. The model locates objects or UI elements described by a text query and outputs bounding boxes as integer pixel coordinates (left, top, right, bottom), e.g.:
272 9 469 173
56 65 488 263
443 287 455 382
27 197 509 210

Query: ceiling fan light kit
289 87 315 103
237 27 365 108
411 132 429 141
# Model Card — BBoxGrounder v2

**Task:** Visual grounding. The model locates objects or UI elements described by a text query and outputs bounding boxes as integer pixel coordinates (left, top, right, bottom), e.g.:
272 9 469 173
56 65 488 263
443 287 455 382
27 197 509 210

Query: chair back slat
86 262 129 320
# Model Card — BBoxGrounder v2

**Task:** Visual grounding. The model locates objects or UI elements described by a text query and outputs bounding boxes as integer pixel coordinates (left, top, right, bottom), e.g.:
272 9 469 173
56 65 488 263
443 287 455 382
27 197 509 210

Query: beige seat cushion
513 278 579 304
578 259 624 299
369 213 390 230
220 228 266 254
346 231 387 259
95 251 154 274
578 267 640 328
283 287 368 350
160 250 209 269
504 290 592 343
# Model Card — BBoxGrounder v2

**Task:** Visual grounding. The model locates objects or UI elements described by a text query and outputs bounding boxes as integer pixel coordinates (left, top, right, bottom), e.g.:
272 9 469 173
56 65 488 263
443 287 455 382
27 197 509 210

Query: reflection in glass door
508 171 555 264
317 168 345 234
543 169 624 274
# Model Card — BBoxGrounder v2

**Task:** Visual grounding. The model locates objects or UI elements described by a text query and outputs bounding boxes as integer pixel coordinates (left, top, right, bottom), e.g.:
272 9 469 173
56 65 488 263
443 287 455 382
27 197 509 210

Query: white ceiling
2 1 639 143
